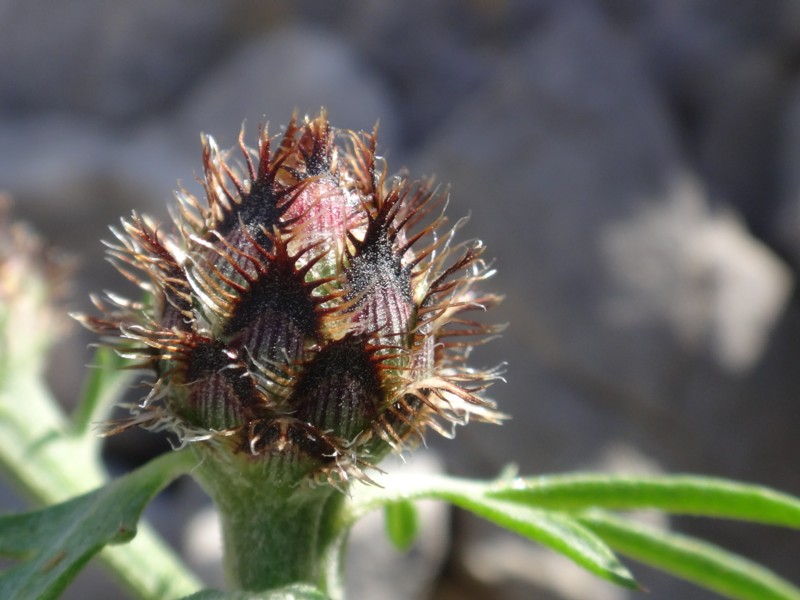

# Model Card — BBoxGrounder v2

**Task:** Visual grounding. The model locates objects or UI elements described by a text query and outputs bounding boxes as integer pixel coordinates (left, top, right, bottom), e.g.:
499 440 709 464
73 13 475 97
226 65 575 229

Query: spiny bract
79 111 504 486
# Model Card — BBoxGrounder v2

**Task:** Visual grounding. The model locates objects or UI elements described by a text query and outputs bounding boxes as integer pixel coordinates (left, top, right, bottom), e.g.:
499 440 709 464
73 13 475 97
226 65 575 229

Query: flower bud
78 111 505 486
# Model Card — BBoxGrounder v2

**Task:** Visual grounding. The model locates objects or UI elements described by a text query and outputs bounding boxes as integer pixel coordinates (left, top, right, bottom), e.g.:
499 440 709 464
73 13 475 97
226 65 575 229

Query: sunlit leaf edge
348 474 638 589
487 474 800 528
580 511 800 600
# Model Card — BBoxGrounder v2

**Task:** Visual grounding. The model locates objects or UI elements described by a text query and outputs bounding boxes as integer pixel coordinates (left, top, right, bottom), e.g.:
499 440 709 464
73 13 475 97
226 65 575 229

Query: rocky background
2 1 800 599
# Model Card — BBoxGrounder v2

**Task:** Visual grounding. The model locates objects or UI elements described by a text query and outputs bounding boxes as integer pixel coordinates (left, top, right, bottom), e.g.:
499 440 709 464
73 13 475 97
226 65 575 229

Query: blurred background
2 1 800 598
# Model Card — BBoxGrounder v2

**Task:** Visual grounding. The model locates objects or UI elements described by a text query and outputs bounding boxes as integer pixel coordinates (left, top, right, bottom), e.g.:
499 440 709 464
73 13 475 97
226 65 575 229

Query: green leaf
580 511 800 600
487 474 800 528
349 474 638 590
384 500 419 551
0 448 197 600
182 584 329 599
453 497 638 589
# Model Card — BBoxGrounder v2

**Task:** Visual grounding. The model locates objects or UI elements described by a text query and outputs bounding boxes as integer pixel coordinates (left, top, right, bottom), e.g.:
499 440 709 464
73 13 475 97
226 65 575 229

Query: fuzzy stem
191 445 349 597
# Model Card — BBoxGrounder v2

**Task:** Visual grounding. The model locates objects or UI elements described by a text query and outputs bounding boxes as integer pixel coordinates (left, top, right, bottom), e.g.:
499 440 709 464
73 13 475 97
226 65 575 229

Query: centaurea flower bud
78 111 504 488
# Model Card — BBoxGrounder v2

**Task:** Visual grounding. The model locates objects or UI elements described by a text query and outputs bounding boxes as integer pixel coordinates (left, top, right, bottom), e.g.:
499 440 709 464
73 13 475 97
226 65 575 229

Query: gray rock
612 0 800 238
296 0 558 148
776 78 800 264
411 3 794 597
415 0 790 468
333 0 495 148
179 26 398 150
0 0 240 120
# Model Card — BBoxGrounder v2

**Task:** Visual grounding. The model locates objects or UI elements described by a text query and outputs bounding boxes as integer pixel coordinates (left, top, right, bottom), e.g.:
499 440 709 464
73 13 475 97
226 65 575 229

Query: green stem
191 445 349 597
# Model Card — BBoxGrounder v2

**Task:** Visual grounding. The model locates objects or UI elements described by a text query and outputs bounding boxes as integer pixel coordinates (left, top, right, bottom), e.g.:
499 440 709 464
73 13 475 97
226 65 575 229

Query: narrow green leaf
71 346 133 434
453 497 638 589
487 474 800 528
349 474 638 590
182 585 329 600
384 500 419 551
0 448 197 600
580 511 800 600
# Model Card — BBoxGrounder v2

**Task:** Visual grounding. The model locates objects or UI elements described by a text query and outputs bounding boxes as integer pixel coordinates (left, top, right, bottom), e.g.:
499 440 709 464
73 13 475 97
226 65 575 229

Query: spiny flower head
78 111 504 486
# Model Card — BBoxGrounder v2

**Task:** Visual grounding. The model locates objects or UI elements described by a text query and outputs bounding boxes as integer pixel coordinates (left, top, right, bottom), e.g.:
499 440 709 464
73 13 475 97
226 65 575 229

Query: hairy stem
191 445 349 597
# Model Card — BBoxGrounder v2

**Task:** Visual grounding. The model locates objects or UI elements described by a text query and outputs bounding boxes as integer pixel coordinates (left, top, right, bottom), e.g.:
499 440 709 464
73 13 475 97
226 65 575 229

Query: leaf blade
384 500 419 551
0 448 197 600
580 511 800 600
349 474 637 589
487 474 800 528
452 496 638 589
